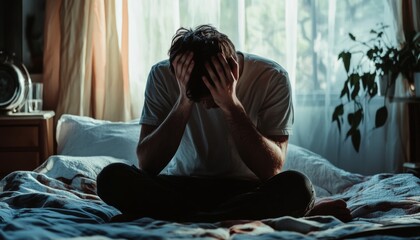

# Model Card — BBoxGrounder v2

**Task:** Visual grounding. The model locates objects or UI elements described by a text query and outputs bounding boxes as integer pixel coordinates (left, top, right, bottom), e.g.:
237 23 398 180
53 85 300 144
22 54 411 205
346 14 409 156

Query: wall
0 0 23 64
0 0 45 74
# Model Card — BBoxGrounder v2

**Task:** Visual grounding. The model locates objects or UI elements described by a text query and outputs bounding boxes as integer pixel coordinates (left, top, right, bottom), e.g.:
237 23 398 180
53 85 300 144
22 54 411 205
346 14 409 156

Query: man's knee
280 170 314 196
263 170 312 189
262 170 315 215
97 162 131 185
96 162 135 201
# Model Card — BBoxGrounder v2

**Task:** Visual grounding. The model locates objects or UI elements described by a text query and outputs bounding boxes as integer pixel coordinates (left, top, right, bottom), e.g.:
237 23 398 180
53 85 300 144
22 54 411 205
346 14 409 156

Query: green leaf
345 127 353 140
351 82 360 100
375 106 388 128
332 104 344 132
366 49 374 59
354 109 363 126
351 129 361 152
366 73 377 98
361 74 367 90
367 73 376 88
336 118 342 133
332 104 344 121
338 51 351 73
340 82 349 100
347 109 363 129
349 73 360 86
349 33 356 41
347 113 354 125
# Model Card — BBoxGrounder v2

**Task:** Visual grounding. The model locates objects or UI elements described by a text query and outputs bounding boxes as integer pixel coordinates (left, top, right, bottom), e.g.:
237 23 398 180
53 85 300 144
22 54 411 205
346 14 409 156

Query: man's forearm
137 98 193 175
222 103 285 181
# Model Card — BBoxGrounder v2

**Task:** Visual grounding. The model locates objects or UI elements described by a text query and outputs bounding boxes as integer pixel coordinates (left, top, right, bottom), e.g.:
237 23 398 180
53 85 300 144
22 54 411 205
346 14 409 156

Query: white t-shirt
140 52 293 180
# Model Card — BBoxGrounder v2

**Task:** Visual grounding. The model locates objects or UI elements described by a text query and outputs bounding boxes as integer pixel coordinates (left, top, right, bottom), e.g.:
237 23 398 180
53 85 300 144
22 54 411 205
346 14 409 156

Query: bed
0 114 419 239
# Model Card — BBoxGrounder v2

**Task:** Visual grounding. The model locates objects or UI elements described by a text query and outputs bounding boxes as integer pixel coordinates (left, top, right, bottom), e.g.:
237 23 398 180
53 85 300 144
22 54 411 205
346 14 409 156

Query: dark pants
96 163 315 222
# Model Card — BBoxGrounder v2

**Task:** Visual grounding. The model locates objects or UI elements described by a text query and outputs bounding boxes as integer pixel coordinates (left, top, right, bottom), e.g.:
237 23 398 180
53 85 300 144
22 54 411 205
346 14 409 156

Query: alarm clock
0 53 32 113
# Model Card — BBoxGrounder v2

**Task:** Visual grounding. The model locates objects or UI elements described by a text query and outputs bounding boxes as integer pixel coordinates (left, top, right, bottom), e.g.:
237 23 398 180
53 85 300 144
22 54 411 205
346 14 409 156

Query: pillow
56 114 140 167
56 114 363 197
284 144 364 197
35 155 129 180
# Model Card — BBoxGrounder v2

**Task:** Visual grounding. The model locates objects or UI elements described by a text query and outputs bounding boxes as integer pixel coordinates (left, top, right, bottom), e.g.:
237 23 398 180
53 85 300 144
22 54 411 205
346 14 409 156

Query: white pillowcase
284 144 364 197
56 114 140 167
35 155 129 180
56 114 364 197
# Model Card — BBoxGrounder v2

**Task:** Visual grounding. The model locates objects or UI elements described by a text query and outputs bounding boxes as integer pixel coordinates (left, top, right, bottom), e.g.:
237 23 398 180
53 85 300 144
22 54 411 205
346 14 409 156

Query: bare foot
307 199 352 222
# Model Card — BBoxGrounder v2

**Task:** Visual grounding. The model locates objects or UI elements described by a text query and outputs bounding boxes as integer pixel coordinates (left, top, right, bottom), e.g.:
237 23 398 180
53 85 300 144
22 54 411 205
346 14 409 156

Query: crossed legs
96 163 316 222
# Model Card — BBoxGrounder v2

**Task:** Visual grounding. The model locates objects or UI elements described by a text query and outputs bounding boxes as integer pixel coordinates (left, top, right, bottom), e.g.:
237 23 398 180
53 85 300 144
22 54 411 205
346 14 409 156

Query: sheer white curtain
125 0 407 175
286 1 407 175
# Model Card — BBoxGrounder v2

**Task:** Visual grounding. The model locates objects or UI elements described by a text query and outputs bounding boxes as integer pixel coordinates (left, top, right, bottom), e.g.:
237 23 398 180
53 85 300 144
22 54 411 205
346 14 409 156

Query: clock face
0 64 22 110
0 69 18 104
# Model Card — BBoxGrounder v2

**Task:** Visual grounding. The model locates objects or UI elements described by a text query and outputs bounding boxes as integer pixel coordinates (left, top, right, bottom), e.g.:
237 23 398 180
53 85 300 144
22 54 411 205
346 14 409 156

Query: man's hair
168 24 236 102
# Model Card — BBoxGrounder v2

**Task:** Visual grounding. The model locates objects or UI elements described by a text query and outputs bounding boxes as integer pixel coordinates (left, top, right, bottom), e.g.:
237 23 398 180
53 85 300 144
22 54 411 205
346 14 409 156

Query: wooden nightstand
403 162 420 178
0 111 55 178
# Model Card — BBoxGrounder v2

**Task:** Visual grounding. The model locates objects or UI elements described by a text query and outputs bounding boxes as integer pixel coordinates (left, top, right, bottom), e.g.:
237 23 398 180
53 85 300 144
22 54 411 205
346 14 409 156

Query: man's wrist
221 99 245 119
176 95 194 111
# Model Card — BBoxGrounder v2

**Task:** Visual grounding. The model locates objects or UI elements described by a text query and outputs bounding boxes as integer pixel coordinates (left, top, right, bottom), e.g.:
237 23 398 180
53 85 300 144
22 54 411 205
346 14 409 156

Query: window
125 0 398 174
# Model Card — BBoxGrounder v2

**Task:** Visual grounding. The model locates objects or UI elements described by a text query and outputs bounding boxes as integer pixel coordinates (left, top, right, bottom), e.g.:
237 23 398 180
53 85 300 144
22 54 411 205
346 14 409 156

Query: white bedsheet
0 153 419 239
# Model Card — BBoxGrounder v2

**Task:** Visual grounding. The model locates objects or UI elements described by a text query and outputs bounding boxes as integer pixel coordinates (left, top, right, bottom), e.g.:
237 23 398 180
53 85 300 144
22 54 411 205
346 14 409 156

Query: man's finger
202 76 215 94
217 53 232 85
227 56 239 80
210 56 227 87
180 52 193 78
185 59 194 82
172 54 181 72
205 62 221 89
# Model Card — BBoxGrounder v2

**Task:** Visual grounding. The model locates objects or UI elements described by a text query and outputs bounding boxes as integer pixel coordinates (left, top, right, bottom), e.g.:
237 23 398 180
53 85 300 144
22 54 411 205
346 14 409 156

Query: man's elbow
137 159 161 176
138 147 170 176
258 159 283 181
136 146 159 176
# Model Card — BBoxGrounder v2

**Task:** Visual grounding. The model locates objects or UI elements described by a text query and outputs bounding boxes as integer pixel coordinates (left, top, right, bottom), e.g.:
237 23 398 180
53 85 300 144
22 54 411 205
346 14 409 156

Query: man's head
168 25 237 102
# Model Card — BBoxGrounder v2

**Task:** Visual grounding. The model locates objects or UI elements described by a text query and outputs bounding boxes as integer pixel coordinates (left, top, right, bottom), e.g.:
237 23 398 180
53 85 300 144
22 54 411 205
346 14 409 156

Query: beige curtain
43 0 132 121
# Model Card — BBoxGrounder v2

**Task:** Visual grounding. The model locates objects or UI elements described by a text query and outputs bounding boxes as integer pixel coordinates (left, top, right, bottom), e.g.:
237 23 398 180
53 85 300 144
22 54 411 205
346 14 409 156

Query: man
97 25 350 222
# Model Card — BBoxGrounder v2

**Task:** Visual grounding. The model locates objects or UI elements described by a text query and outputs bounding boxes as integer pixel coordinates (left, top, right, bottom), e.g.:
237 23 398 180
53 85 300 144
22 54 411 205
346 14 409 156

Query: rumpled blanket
0 155 419 239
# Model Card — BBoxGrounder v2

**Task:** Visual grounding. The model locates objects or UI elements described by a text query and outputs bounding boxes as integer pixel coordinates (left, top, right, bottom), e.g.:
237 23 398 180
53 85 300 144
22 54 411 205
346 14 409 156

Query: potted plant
332 23 399 152
398 31 420 96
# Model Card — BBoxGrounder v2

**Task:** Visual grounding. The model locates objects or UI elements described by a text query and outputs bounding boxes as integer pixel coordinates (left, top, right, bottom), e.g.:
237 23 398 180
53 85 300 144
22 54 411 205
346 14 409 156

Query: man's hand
202 53 286 180
202 53 240 112
172 52 194 101
137 52 195 175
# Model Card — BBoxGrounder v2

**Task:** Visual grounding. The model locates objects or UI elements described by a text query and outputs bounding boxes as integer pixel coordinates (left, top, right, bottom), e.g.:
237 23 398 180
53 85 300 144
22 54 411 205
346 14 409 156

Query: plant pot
378 74 395 97
415 72 420 97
